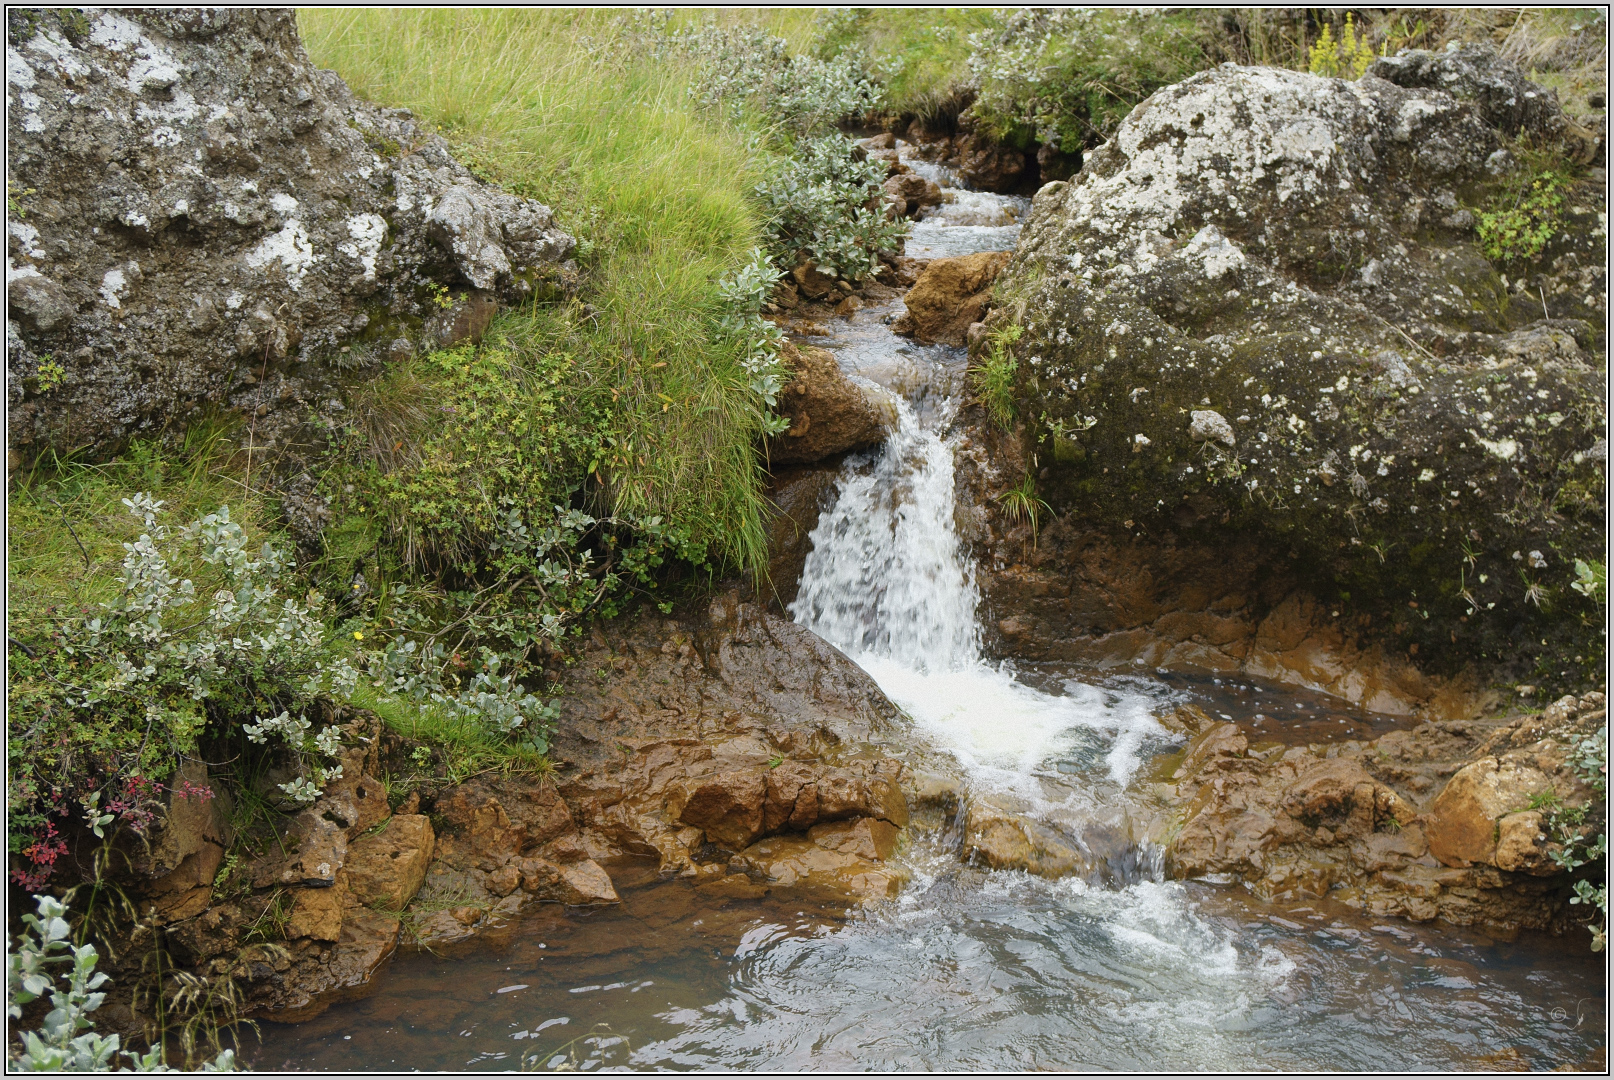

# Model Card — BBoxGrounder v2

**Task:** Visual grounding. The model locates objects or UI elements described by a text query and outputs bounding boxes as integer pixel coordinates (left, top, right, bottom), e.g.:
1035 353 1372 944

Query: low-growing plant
971 323 1023 430
1541 726 1608 951
996 473 1051 550
1476 165 1571 264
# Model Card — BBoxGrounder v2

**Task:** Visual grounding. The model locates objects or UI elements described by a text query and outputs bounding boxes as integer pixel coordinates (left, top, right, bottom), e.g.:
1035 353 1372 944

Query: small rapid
246 138 1606 1076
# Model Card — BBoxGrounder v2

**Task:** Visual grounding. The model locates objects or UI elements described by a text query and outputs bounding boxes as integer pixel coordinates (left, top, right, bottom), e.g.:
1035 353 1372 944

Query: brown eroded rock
250 810 347 890
730 834 904 901
344 814 435 911
808 817 900 862
252 909 400 1023
963 803 1087 878
515 855 620 905
675 768 768 850
893 252 1010 346
1493 811 1556 876
1425 757 1557 868
285 885 347 943
765 342 892 466
792 261 837 300
1164 695 1605 932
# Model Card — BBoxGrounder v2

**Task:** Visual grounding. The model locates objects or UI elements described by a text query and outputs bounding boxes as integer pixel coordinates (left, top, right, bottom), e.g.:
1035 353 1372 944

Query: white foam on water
792 394 1165 792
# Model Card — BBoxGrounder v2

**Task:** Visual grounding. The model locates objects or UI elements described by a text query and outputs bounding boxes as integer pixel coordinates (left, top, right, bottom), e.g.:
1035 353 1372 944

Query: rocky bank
6 8 573 477
967 49 1605 705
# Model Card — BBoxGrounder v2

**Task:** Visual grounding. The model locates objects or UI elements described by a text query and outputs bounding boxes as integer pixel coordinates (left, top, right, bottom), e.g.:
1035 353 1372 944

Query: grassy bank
301 7 777 572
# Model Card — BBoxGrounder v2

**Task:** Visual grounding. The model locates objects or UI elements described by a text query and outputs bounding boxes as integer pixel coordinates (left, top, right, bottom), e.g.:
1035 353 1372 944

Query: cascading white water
790 395 979 673
790 359 1167 796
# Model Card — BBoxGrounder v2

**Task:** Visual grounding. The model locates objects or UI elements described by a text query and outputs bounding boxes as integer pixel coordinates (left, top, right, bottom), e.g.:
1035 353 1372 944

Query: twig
1373 314 1436 360
1539 286 1550 321
51 495 91 569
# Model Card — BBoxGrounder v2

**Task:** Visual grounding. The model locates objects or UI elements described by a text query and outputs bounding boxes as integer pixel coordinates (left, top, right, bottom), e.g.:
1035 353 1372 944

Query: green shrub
1548 727 1608 951
6 893 235 1072
754 135 908 282
965 9 1212 153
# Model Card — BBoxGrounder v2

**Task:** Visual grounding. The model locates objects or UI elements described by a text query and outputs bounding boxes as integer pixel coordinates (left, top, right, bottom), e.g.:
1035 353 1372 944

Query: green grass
7 414 277 616
299 8 777 573
970 323 1022 430
809 8 1001 121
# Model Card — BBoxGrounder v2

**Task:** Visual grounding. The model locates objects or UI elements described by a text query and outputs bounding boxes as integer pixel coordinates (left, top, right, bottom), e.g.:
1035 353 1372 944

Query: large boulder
985 61 1605 687
5 9 574 458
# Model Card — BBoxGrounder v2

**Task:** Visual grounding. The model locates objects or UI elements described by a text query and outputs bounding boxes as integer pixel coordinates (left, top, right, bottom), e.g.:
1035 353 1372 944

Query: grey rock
992 61 1604 671
1188 409 1235 447
6 8 574 459
1369 43 1567 139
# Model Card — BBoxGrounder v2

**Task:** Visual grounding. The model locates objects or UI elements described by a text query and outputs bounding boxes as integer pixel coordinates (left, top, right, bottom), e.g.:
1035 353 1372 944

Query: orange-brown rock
343 814 435 911
285 885 347 942
765 341 891 466
515 855 619 905
893 252 1010 346
730 834 904 901
1425 757 1556 868
1163 696 1605 933
675 768 768 850
808 817 900 862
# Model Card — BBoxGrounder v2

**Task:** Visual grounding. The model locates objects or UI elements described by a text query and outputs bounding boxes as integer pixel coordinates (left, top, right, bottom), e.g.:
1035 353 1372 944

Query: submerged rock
6 8 574 459
980 59 1605 692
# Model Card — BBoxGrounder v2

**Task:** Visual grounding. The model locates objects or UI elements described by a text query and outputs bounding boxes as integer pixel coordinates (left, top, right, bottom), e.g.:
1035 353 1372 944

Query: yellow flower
352 631 364 641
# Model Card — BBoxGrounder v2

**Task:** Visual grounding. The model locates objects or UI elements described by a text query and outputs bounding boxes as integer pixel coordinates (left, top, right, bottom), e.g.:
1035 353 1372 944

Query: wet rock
166 904 243 963
343 814 435 910
514 856 619 905
983 59 1604 690
674 769 768 850
765 341 892 466
730 834 903 901
955 130 1032 193
963 803 1087 878
759 465 842 610
6 8 573 459
882 173 944 220
893 252 1010 346
1165 700 1604 932
252 909 400 1023
807 817 899 862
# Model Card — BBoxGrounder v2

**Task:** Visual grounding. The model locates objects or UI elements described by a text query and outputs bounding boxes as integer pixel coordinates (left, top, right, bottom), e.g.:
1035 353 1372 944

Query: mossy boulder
988 62 1605 685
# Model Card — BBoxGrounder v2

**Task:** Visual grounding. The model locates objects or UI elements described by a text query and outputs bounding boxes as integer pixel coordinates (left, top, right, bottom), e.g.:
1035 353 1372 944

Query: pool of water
251 848 1605 1072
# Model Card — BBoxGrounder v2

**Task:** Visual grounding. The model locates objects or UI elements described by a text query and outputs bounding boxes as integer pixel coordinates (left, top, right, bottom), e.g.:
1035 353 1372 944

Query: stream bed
249 142 1605 1073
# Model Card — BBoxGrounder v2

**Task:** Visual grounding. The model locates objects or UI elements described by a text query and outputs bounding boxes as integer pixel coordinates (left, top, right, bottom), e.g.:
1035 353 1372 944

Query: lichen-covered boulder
6 8 573 457
987 61 1605 683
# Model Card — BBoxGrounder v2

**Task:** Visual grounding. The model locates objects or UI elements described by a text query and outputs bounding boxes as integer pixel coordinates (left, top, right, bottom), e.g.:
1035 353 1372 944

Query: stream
250 142 1605 1073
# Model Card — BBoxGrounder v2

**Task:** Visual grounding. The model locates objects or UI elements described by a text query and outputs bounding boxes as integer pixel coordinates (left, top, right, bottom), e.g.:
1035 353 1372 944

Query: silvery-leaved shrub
6 894 234 1072
754 135 908 283
7 496 352 882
